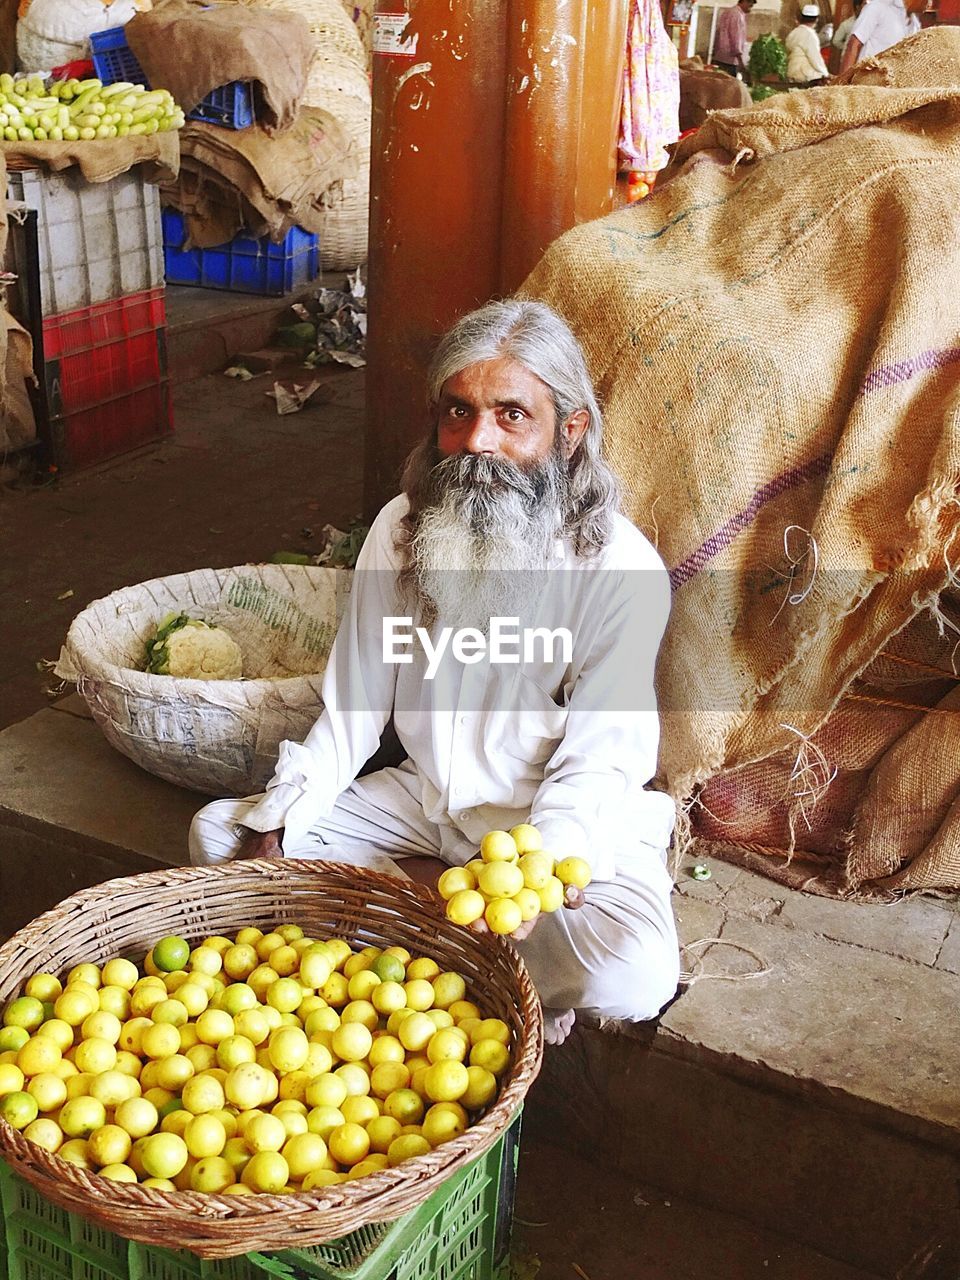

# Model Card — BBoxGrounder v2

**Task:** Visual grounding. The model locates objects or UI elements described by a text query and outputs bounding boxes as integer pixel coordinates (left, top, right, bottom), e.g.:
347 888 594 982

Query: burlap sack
678 67 751 132
167 106 355 245
521 28 960 896
125 0 313 134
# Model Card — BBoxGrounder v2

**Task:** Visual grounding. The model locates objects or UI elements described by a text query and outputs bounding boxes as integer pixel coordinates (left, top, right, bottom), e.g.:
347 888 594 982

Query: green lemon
151 936 190 973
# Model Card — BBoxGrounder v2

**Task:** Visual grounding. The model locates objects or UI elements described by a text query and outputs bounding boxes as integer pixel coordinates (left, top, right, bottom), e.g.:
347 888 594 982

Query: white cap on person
800 3 820 14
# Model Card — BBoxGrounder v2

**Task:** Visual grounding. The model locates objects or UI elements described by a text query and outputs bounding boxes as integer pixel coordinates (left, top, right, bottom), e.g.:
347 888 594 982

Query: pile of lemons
0 927 514 1194
439 823 592 936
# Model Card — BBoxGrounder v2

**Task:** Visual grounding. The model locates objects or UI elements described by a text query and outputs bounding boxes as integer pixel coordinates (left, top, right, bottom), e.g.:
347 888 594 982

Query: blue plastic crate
89 26 254 129
162 209 321 296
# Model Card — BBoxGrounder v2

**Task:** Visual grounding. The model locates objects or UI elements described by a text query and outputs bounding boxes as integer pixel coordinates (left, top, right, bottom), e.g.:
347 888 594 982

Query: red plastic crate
42 287 173 470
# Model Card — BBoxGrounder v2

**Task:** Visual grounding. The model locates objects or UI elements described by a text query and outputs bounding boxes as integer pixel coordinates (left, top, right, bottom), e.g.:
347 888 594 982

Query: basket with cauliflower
144 613 244 680
55 564 351 796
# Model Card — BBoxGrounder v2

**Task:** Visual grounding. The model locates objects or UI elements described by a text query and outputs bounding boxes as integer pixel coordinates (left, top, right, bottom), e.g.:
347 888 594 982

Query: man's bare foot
543 1007 576 1045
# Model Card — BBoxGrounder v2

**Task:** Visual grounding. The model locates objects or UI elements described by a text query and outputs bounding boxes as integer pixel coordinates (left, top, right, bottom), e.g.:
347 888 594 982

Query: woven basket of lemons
0 860 542 1258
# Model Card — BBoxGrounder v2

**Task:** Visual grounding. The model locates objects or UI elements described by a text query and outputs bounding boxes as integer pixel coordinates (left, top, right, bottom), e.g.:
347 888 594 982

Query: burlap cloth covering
522 28 960 898
1 132 179 184
125 0 313 134
164 105 355 244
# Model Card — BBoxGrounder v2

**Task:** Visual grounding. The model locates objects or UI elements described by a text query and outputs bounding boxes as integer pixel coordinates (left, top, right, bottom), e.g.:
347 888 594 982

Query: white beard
409 452 565 633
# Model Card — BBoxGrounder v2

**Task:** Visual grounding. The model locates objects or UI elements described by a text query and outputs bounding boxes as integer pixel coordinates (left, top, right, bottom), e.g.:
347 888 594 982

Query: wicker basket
0 860 543 1259
302 56 371 269
55 564 352 798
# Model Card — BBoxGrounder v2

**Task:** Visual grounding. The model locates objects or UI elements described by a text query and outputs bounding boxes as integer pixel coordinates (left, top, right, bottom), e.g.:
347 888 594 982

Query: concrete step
165 275 340 382
1 700 958 1276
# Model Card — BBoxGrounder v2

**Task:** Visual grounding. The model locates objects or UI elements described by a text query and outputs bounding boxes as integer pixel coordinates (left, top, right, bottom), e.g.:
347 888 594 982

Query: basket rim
0 859 543 1257
58 561 346 694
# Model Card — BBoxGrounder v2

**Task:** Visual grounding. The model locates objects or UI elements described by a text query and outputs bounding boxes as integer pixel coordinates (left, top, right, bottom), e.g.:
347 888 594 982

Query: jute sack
521 28 960 895
55 565 352 797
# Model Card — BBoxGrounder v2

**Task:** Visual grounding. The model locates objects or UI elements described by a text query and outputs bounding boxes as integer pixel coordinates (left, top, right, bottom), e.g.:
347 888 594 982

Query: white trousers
189 762 680 1022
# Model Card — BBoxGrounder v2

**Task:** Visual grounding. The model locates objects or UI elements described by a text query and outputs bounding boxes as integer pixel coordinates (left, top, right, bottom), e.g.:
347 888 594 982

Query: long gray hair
399 299 621 559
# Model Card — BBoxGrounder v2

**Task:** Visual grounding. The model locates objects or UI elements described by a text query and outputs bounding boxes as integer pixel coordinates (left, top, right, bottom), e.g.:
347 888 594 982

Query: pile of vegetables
144 613 243 680
0 74 185 143
747 33 788 84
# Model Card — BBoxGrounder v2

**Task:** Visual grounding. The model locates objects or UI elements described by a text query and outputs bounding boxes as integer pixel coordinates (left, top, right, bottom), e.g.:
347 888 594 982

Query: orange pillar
364 0 630 517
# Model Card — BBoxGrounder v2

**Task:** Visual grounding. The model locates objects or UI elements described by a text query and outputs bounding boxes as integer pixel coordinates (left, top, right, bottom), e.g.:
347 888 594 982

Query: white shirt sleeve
850 3 880 48
806 26 829 76
528 548 674 883
241 499 405 845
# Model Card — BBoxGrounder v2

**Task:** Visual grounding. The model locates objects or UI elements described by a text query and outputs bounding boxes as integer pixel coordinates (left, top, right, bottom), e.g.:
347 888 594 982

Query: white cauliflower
144 613 243 680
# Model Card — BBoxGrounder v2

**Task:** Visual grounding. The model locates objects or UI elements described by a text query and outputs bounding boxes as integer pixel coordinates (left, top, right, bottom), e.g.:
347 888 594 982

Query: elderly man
190 300 680 1046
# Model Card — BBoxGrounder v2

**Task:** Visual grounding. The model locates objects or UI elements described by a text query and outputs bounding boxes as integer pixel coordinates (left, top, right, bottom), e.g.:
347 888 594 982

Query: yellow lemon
27 1072 67 1113
341 1095 380 1126
477 862 524 899
74 1038 117 1076
469 1039 511 1076
320 973 349 1008
479 830 519 863
81 1011 122 1045
189 947 223 978
54 989 97 1027
98 987 131 1020
426 1029 467 1065
265 978 302 1014
449 1000 481 1024
0 1091 37 1129
230 1010 268 1049
142 1177 178 1191
68 964 101 989
334 1062 371 1097
368 1035 405 1067
255 933 285 962
101 959 139 991
437 866 477 900
330 1023 372 1064
366 1114 403 1154
306 1105 345 1140
185 1113 227 1159
114 1096 159 1139
327 1122 370 1167
403 980 436 1012
422 1104 467 1146
423 1061 469 1103
302 1167 346 1190
302 1042 334 1078
340 1000 378 1032
35 1019 73 1053
99 1163 138 1183
470 1018 510 1046
431 973 467 1010
537 877 565 913
182 1074 225 1115
398 1013 434 1054
244 1111 288 1154
241 1150 289 1192
142 1132 189 1179
283 1132 328 1179
509 823 543 853
460 1064 498 1111
60 1096 106 1139
176 984 210 1019
518 852 554 890
155 1054 195 1092
217 1036 257 1072
191 1155 234 1193
222 945 259 982
269 1026 309 1073
139 1022 180 1061
17 1036 62 1077
346 1154 390 1180
484 899 522 936
406 957 441 982
554 856 592 889
25 974 62 1002
306 1073 348 1110
387 1134 431 1166
195 1010 235 1046
130 985 166 1019
383 1089 424 1126
445 890 486 927
23 1117 63 1152
370 1062 410 1099
514 889 542 923
87 1124 132 1167
118 1017 152 1054
298 947 334 990
186 1044 218 1074
225 1061 269 1111
59 1138 93 1168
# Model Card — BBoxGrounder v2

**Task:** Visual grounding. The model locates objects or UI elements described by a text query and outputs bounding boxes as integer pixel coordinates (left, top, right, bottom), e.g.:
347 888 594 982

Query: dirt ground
0 366 366 732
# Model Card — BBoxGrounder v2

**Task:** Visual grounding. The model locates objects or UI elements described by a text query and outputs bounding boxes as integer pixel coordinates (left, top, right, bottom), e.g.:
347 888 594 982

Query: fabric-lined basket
0 860 543 1258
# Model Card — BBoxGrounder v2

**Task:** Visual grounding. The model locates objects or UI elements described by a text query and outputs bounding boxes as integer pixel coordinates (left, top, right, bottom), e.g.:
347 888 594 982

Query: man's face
436 356 586 468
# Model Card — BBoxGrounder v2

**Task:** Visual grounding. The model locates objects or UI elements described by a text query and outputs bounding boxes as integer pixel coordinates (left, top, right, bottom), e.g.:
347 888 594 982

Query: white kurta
786 24 829 82
190 495 681 1021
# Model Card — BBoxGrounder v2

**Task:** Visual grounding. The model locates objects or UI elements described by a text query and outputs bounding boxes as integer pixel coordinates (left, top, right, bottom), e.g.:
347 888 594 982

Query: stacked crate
6 166 171 470
90 27 322 297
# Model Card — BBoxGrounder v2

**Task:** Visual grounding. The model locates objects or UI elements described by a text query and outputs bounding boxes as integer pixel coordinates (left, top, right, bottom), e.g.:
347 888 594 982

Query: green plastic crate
0 1114 519 1280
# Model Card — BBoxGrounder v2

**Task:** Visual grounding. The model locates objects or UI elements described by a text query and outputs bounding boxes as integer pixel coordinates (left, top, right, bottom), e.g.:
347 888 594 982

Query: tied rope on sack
521 28 960 900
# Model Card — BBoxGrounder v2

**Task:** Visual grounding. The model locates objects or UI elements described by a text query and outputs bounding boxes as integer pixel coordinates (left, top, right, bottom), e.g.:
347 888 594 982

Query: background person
839 0 924 72
713 0 757 78
786 3 830 83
